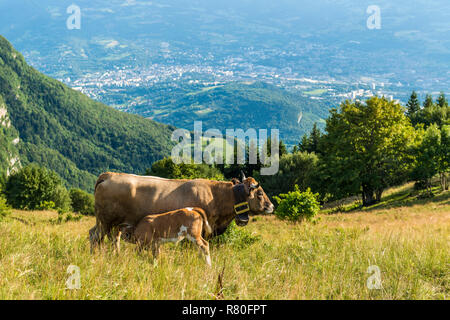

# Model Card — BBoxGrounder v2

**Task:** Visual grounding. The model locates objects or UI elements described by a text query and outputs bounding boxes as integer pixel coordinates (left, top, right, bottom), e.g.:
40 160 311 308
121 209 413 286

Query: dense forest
135 81 329 146
0 36 175 191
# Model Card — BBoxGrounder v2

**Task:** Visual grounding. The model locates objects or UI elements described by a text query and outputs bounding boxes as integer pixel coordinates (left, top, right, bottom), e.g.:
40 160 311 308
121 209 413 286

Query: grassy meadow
0 184 448 300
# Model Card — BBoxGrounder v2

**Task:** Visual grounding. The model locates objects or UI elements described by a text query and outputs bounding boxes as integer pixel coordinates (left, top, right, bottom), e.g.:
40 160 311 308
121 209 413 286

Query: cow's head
242 177 274 215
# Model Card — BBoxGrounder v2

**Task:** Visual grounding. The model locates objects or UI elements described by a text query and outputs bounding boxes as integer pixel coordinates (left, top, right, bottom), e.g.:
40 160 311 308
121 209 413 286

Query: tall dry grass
0 190 448 300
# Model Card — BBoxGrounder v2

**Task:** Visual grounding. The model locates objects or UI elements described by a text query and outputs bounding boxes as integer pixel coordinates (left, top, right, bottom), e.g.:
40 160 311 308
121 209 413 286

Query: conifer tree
406 91 420 117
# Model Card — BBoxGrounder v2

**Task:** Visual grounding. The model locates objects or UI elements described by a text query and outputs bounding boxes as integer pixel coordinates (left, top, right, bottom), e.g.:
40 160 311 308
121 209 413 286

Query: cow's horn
241 171 246 181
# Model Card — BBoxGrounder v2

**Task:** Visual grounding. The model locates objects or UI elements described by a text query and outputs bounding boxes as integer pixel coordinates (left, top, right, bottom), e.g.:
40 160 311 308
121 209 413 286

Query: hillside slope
0 36 174 191
135 81 329 146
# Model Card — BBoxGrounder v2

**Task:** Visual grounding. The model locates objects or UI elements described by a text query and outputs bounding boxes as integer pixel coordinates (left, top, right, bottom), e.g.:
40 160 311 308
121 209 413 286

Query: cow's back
95 173 214 230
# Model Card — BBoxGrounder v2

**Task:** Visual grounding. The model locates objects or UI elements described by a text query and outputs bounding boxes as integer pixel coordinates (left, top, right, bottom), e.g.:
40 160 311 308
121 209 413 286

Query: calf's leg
151 241 161 260
108 226 122 253
195 236 212 267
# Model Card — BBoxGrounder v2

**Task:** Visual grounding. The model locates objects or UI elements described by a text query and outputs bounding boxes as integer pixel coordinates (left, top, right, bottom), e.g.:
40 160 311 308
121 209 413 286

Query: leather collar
232 183 250 215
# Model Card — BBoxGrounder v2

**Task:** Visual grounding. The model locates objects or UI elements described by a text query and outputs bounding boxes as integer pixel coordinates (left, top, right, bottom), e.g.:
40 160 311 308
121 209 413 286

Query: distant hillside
0 36 175 192
140 82 329 146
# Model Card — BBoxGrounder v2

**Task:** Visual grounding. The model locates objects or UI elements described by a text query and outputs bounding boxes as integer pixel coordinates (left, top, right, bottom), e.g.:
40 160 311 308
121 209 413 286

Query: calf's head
119 223 136 243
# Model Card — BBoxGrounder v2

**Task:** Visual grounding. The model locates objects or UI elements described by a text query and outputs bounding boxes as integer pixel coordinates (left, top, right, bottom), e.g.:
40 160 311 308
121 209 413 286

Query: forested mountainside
133 81 329 146
0 36 175 191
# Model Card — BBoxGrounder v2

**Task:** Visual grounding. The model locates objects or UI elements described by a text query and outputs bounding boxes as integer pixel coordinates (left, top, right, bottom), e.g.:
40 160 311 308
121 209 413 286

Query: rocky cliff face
0 97 21 178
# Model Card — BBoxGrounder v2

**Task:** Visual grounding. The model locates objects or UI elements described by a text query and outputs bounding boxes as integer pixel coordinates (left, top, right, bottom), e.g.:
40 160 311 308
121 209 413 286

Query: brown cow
90 173 274 252
119 207 212 266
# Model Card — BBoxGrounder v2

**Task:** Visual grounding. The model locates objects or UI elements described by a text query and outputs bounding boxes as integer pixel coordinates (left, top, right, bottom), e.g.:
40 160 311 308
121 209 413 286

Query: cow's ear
243 179 259 195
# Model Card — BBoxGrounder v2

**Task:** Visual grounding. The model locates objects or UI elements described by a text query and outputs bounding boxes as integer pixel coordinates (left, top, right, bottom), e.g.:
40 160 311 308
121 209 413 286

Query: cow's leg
195 236 212 267
89 222 106 253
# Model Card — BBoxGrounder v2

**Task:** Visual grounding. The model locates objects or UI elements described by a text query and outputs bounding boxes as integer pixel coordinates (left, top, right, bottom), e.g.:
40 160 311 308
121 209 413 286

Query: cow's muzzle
235 212 249 226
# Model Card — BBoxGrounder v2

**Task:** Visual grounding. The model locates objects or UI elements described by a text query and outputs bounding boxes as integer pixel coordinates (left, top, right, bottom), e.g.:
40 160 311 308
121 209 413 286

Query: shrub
69 188 95 215
53 185 72 213
274 185 320 222
5 164 72 211
51 212 83 225
38 201 55 210
0 194 10 221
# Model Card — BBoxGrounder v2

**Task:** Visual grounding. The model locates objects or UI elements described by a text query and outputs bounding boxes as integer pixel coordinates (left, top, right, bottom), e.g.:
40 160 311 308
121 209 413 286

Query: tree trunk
362 186 377 206
440 172 448 191
375 189 383 202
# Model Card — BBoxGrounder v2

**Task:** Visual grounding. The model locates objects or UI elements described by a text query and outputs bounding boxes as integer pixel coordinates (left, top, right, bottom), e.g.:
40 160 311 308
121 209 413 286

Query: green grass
185 86 223 96
0 186 448 299
303 89 327 96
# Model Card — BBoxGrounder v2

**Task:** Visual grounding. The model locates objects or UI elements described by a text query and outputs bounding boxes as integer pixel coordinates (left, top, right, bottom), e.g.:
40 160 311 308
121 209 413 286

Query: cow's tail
196 208 212 237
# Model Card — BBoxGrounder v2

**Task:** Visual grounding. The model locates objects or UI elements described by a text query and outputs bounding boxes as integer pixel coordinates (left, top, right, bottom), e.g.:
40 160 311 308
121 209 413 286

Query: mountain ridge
0 35 175 191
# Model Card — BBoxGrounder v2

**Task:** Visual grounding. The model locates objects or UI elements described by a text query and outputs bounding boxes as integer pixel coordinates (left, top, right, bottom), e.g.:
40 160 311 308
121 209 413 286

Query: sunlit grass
0 188 448 300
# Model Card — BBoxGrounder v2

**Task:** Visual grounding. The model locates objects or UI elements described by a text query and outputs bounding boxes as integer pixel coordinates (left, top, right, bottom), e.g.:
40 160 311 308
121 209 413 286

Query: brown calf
119 207 213 266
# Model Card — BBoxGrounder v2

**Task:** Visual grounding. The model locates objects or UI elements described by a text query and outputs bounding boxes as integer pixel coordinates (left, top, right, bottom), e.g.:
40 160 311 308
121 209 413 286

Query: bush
38 201 55 210
211 221 261 249
274 186 320 222
0 194 10 221
5 164 72 211
69 188 95 215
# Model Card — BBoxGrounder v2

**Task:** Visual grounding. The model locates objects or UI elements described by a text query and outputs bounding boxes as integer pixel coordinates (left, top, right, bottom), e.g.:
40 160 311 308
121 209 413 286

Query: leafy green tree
147 157 224 180
439 125 450 190
5 164 71 211
320 97 417 206
255 151 319 199
411 124 449 192
70 188 95 215
411 126 436 192
274 186 320 222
